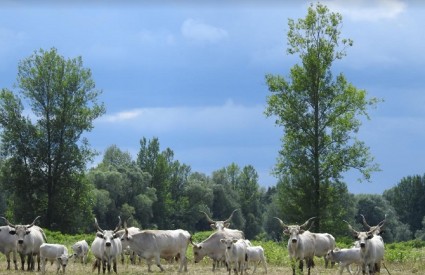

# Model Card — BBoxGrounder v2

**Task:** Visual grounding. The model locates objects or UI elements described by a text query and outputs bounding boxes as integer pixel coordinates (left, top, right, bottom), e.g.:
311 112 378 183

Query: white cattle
71 240 89 264
245 245 268 274
326 248 362 275
201 209 239 231
345 221 385 275
275 217 316 275
116 226 141 265
1 216 47 271
192 229 245 271
91 217 122 274
220 238 248 275
360 214 386 236
40 243 72 275
311 231 336 268
0 225 18 270
121 224 191 272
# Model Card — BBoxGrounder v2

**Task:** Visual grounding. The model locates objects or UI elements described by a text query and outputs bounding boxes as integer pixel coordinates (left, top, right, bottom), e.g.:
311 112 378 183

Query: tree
0 48 105 232
264 3 380 230
383 175 425 234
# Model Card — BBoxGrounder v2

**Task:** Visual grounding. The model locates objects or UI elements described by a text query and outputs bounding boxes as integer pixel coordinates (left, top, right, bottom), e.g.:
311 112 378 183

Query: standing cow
91 217 122 274
275 217 316 275
201 209 239 231
40 243 73 274
0 225 18 270
71 240 89 264
121 223 191 272
344 220 385 275
1 216 47 271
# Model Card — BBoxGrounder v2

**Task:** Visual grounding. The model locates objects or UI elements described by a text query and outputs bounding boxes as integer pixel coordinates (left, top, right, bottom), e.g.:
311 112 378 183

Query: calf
40 243 72 275
220 238 248 275
326 248 362 275
71 240 89 264
245 245 268 274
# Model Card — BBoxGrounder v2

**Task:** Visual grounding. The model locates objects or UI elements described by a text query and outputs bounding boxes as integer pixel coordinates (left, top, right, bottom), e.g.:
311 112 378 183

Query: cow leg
113 258 118 274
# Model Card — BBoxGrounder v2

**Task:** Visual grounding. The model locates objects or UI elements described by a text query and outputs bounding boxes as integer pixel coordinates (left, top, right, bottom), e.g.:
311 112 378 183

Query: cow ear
25 230 31 235
224 222 231 228
283 229 289 235
9 230 16 235
113 233 119 239
96 232 104 238
69 254 74 259
299 229 305 234
220 239 225 244
210 224 217 230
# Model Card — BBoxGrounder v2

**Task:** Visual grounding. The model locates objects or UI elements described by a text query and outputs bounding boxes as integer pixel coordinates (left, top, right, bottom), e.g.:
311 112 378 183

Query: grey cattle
201 209 239 231
121 224 191 272
91 217 122 274
220 238 247 275
71 240 89 264
1 216 47 271
0 225 18 270
245 245 268 274
275 217 316 275
326 247 362 275
192 229 245 271
345 221 385 275
40 243 73 275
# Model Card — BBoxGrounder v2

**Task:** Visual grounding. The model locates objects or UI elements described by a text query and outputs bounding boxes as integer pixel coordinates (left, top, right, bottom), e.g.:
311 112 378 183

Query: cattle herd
0 211 386 275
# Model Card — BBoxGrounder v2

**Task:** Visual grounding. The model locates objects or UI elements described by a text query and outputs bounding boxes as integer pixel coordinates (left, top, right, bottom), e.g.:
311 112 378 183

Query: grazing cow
40 243 72 275
192 229 245 271
245 245 268 274
91 217 122 274
0 225 18 270
121 223 191 272
344 221 384 275
201 209 239 231
275 217 316 275
1 216 47 271
220 238 248 275
326 247 362 275
71 240 89 264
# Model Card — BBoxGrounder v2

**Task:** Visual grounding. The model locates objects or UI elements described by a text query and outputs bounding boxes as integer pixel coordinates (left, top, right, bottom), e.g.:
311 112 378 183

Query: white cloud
324 0 406 21
99 99 269 133
181 18 228 43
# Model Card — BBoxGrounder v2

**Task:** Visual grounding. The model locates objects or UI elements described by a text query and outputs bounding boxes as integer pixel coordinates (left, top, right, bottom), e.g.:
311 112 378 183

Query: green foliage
265 2 380 232
0 48 105 233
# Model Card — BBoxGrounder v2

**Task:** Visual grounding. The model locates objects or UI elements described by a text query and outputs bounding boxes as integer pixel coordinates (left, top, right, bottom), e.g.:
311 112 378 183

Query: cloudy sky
0 0 424 194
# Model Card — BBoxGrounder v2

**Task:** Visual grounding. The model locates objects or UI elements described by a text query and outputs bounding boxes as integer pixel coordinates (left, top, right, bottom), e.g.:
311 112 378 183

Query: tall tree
265 3 380 230
0 48 105 231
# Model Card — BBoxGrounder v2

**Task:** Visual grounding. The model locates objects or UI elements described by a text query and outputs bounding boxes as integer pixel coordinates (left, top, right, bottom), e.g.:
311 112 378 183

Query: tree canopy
265 3 380 231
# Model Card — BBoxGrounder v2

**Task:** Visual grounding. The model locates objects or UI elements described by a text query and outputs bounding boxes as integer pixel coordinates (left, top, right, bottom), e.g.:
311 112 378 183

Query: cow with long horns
0 216 47 271
344 220 384 275
91 217 122 274
275 217 316 275
201 209 239 231
360 214 386 236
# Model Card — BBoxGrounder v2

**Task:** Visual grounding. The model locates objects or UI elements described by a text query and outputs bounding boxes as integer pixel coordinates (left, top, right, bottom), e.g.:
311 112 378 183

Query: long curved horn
300 217 316 229
377 214 387 227
94 218 104 233
360 214 371 229
343 220 359 235
223 209 238 223
274 217 288 229
114 216 122 233
200 211 215 224
27 216 41 228
1 217 15 228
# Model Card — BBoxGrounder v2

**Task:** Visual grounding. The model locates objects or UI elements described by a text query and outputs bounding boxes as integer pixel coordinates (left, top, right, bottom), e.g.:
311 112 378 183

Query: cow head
1 216 40 245
360 214 386 235
191 243 205 263
274 217 315 244
58 254 73 269
220 238 237 251
201 209 238 231
344 220 375 250
94 217 121 247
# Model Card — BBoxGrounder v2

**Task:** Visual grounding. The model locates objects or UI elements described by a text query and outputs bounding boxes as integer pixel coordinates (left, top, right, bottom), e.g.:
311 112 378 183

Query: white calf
326 248 362 275
71 240 89 264
221 238 248 275
245 245 268 274
40 243 72 274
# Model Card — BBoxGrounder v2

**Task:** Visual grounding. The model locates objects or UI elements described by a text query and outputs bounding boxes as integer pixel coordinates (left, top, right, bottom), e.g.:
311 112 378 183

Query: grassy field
0 230 424 274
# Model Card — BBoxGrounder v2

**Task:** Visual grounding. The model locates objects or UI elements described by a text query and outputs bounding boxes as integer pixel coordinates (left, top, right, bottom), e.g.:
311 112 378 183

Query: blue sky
0 0 424 194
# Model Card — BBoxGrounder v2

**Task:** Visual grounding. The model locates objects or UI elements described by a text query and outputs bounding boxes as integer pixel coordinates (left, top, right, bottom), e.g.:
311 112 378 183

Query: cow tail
382 262 392 275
